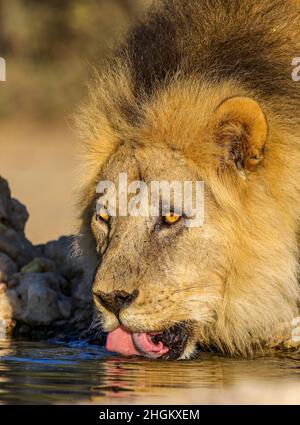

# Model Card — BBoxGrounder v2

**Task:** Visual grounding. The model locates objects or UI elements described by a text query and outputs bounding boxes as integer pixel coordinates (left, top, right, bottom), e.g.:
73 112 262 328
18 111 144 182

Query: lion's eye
96 208 110 223
163 212 181 225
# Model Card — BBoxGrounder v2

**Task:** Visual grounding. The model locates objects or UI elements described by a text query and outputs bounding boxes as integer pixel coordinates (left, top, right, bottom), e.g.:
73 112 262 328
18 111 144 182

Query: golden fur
75 0 300 358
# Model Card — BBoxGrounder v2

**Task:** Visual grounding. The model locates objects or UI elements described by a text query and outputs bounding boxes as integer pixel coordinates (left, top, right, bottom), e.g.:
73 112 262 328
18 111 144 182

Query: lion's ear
210 97 268 172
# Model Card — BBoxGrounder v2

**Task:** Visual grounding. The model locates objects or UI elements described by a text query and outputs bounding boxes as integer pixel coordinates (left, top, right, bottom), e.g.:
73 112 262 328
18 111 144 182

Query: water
0 339 300 404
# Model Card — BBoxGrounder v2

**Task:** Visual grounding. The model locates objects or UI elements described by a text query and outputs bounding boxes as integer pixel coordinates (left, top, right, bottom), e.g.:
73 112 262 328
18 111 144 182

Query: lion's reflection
90 352 300 403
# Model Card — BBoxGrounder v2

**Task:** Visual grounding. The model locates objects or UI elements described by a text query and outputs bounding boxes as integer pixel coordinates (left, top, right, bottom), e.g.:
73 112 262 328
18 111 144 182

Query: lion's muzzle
94 289 139 318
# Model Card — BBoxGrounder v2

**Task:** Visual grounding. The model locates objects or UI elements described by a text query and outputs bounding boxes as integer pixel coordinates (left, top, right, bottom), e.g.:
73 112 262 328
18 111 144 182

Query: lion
75 0 300 359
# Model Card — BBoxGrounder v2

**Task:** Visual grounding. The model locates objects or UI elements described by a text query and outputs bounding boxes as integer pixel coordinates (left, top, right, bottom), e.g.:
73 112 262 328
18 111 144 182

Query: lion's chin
106 322 190 360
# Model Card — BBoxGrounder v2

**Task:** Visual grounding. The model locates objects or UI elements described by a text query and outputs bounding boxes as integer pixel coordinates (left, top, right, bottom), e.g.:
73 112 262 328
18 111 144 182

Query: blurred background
0 0 151 243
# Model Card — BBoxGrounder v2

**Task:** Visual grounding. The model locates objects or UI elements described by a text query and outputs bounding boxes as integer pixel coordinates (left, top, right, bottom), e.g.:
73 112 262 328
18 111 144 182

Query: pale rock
0 289 13 321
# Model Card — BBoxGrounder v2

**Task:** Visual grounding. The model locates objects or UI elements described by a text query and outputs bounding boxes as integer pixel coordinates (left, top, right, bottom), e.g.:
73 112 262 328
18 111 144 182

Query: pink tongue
106 327 169 359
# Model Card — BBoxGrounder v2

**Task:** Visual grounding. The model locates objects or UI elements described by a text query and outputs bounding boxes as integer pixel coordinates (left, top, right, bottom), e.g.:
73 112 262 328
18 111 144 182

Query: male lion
76 0 300 359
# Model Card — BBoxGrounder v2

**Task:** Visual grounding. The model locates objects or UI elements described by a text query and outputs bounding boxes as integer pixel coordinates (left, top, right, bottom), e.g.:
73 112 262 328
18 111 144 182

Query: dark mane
120 0 300 120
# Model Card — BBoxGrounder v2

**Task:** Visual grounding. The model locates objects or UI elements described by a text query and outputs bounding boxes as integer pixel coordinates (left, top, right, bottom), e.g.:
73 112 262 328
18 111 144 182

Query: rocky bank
0 176 95 341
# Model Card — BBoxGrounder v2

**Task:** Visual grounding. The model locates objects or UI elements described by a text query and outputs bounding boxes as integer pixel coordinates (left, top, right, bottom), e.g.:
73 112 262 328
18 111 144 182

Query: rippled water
0 339 300 404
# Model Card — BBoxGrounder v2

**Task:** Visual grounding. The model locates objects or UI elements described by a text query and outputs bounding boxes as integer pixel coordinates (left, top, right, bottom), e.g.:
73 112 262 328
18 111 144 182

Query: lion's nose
94 289 139 317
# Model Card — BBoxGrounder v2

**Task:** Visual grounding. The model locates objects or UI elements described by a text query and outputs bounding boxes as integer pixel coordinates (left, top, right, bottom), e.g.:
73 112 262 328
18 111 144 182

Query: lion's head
77 78 300 359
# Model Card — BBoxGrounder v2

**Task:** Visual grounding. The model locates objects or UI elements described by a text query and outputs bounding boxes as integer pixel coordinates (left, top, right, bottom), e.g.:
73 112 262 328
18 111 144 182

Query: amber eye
163 212 181 225
96 207 110 223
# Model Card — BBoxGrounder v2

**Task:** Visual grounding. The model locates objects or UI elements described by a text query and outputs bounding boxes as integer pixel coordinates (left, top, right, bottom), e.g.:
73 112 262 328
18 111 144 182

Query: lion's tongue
106 327 169 358
106 327 139 356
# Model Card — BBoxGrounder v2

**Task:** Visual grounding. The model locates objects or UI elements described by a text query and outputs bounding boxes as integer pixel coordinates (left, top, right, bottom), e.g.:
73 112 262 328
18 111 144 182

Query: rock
6 272 21 289
21 257 56 274
25 283 60 325
35 244 46 257
0 177 11 198
44 236 78 278
14 234 37 267
10 199 29 232
0 318 16 338
0 253 17 282
58 274 72 296
0 223 36 267
0 178 29 232
44 236 71 264
0 177 11 221
58 297 72 319
72 272 93 304
8 273 72 326
0 223 20 258
17 323 31 335
0 176 94 339
0 289 13 321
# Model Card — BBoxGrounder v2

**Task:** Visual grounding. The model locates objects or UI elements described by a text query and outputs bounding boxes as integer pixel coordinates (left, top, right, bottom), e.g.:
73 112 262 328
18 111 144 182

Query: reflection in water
0 340 300 404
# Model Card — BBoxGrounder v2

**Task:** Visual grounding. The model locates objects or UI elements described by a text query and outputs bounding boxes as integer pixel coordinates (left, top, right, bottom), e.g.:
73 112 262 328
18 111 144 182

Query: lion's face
81 91 299 359
91 143 229 359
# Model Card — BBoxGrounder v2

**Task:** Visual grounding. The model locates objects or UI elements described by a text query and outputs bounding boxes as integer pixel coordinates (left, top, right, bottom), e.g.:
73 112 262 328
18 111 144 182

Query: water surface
0 339 300 404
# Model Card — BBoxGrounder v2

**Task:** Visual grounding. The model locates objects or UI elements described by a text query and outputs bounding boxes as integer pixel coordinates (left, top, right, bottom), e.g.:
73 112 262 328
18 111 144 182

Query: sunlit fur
75 0 300 358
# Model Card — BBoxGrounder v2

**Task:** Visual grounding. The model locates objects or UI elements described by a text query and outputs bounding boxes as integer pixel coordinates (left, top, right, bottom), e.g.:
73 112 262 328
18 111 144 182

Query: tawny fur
75 0 300 358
